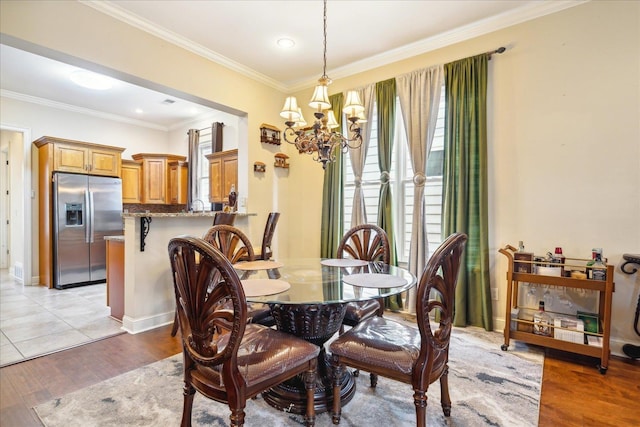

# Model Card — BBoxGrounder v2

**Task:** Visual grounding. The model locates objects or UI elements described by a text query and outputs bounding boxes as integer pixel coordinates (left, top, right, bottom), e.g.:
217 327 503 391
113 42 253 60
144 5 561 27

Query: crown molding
1 89 169 131
286 1 588 92
80 0 288 93
83 0 587 94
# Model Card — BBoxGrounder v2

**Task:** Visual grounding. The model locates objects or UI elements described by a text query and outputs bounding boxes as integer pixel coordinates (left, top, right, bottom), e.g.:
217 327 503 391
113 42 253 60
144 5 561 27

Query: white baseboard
122 311 174 334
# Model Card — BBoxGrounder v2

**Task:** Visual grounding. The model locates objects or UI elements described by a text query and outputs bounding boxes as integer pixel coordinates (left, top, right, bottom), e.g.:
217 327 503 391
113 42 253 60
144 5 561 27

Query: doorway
0 126 32 285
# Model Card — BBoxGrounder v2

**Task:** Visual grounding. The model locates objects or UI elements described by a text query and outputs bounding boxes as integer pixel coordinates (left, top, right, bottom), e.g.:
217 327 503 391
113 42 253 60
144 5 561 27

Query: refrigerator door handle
85 189 91 243
89 190 95 243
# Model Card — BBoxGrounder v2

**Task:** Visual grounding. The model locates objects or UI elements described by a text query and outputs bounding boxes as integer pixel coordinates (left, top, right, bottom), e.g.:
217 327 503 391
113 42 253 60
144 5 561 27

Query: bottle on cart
555 247 566 276
591 251 606 281
586 249 597 279
533 300 552 336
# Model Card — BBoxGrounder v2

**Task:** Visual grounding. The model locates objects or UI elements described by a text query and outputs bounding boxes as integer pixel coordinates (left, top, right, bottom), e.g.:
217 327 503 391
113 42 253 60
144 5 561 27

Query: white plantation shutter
344 90 445 265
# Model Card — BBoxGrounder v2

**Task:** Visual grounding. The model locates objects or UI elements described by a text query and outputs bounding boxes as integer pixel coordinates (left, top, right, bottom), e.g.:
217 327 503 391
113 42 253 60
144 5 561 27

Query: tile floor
0 269 124 367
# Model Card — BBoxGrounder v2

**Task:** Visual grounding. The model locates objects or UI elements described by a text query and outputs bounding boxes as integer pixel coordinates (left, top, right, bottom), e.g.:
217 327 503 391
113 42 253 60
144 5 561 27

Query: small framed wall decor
274 153 289 168
260 123 281 145
254 161 266 173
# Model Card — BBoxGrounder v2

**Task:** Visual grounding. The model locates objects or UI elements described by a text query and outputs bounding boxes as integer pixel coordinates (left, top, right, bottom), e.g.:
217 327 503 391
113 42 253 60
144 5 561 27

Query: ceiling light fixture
280 0 363 169
277 38 295 48
69 70 114 90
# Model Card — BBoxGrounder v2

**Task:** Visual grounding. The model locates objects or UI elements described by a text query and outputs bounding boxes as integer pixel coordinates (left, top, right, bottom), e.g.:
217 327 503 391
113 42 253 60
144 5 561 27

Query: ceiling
0 0 583 130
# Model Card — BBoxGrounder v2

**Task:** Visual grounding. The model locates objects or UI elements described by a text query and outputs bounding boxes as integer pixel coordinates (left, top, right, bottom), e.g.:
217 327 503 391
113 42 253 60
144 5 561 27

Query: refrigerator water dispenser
65 203 84 226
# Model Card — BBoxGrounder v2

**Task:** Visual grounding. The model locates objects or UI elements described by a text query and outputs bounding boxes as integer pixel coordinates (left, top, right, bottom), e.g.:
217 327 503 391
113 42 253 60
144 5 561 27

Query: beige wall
2 1 638 353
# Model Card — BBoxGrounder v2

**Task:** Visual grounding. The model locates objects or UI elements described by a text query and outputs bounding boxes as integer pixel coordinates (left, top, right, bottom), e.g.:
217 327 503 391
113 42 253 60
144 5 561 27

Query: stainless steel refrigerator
53 172 123 289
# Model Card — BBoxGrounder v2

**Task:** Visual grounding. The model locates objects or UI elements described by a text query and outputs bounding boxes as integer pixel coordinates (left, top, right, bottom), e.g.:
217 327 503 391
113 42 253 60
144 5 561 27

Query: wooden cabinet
33 136 125 288
169 160 188 205
121 160 142 203
206 149 238 204
499 245 615 374
131 153 186 204
42 137 123 176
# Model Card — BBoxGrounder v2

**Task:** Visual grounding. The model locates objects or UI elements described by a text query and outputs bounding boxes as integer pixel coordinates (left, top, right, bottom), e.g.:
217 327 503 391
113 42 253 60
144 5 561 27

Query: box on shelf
535 266 562 276
514 252 534 273
577 311 600 334
587 335 603 347
553 316 585 344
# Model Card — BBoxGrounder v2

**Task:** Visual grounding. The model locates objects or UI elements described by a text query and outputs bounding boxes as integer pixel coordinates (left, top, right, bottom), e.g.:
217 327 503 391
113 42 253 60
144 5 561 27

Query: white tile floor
0 269 124 367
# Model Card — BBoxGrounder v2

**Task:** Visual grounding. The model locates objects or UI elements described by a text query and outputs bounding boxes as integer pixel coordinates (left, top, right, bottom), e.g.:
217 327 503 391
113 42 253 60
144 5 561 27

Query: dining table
233 257 417 415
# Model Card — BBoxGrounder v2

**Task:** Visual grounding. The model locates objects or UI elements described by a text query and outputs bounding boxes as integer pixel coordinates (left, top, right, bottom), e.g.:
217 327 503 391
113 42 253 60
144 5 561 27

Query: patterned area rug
34 324 542 426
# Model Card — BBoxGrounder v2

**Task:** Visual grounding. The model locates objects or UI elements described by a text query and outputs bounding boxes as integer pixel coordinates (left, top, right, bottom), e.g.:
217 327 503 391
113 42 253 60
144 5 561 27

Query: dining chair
338 224 390 331
170 225 271 336
202 225 275 327
213 212 236 226
256 212 280 260
168 236 319 427
329 232 468 427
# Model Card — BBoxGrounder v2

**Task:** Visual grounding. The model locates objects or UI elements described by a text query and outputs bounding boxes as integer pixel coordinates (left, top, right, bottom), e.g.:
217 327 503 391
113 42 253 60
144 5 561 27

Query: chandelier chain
322 0 328 79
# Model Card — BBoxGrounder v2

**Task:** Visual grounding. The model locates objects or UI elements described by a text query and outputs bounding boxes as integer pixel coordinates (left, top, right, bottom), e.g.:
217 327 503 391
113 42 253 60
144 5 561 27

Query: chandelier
280 0 364 169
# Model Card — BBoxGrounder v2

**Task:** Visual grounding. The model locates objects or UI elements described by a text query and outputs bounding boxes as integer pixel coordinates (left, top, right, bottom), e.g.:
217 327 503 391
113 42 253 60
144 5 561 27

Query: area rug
34 325 542 426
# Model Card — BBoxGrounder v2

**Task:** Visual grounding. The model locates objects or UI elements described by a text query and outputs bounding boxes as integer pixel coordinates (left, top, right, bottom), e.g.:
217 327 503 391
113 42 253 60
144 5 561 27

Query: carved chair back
337 224 390 264
202 225 254 264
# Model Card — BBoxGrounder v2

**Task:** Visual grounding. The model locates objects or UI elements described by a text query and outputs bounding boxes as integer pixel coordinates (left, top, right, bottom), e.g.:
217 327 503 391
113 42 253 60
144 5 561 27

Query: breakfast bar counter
119 211 255 333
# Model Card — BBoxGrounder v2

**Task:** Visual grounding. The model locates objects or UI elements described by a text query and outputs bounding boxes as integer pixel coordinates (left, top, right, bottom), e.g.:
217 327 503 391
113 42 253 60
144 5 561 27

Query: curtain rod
487 46 506 60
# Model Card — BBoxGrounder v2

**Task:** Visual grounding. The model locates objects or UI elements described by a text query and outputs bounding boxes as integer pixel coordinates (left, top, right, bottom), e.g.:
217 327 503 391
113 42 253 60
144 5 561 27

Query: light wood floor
1 324 638 426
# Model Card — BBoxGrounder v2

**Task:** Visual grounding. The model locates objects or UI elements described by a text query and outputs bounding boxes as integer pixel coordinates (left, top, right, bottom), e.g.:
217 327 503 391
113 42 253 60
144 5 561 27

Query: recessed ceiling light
277 38 295 48
135 108 144 114
70 70 114 90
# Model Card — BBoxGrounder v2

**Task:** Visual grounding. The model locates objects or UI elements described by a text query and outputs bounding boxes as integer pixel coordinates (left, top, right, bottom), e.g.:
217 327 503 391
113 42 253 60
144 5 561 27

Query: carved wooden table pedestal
262 302 355 414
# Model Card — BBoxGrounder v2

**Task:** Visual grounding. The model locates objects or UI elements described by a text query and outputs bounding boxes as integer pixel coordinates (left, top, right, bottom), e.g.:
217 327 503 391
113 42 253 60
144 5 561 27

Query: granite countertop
121 211 256 218
104 235 125 241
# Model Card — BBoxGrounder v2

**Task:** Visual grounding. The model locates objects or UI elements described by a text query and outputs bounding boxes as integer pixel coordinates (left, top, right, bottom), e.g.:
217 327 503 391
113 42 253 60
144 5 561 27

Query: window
343 90 445 264
196 133 212 209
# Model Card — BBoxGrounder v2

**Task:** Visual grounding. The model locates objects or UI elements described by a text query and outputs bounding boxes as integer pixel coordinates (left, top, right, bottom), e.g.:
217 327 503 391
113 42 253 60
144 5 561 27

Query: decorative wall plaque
260 123 281 145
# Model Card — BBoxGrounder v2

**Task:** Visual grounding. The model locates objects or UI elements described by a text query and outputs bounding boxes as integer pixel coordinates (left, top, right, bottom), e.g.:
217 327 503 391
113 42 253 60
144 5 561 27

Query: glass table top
233 258 417 304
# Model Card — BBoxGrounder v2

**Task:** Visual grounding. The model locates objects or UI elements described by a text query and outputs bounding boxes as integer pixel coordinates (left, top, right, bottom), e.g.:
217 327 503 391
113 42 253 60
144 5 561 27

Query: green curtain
376 78 401 310
443 54 493 330
320 93 344 259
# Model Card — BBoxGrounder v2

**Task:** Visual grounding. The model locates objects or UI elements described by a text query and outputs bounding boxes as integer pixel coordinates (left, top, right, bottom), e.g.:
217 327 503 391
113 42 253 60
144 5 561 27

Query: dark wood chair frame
257 212 280 260
330 232 468 427
171 225 269 337
213 212 236 226
338 223 390 326
168 236 319 427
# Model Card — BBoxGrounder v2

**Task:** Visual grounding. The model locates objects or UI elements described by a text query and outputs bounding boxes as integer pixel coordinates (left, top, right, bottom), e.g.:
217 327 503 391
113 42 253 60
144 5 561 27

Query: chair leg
304 366 317 427
439 367 452 417
181 383 195 427
369 373 378 388
229 408 246 427
413 390 428 427
331 356 344 425
171 310 179 337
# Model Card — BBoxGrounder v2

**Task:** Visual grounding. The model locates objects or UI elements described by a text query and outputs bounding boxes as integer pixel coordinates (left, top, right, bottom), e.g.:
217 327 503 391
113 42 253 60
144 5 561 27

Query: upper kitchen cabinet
33 136 124 177
206 149 237 204
121 160 142 203
169 160 188 205
131 153 187 204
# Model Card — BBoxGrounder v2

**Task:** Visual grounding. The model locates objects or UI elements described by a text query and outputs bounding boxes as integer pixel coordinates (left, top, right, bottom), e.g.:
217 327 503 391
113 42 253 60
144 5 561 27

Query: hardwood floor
1 324 638 426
